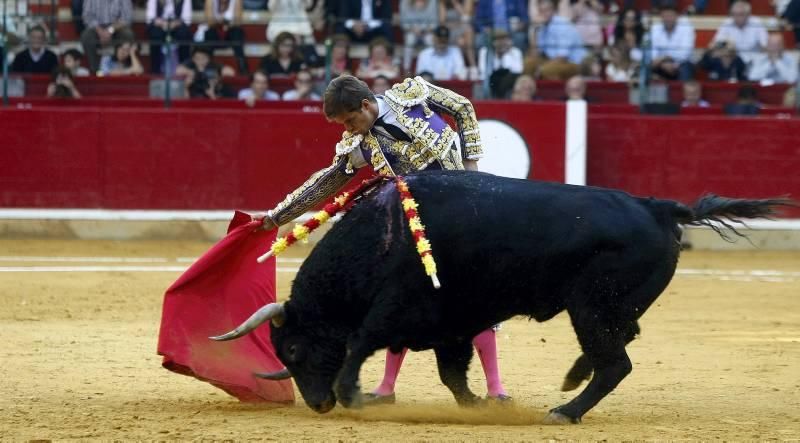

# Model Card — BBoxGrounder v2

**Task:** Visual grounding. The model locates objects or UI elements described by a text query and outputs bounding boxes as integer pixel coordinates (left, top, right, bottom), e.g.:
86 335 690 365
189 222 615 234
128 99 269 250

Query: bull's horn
209 303 285 341
254 368 292 380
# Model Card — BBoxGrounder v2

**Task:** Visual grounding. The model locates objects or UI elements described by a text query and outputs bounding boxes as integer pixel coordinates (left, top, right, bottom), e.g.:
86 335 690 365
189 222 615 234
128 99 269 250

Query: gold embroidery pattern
423 80 483 160
384 77 429 107
269 154 355 226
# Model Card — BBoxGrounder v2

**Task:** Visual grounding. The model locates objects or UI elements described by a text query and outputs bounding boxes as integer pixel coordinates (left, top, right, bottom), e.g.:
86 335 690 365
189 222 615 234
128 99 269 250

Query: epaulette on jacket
384 76 430 107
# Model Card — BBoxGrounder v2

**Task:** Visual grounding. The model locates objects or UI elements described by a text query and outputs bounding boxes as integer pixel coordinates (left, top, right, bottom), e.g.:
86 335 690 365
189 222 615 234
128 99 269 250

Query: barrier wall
1 103 798 217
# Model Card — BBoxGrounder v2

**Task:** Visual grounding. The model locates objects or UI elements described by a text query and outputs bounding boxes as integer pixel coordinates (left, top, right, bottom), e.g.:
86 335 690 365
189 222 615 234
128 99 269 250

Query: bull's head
210 302 347 413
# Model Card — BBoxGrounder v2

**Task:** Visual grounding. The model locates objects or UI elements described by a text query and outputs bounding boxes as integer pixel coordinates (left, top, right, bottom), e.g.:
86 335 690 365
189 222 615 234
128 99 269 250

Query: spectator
10 26 58 74
282 69 322 100
47 66 82 98
650 1 695 81
337 0 393 43
711 0 768 65
146 0 194 74
267 0 315 43
724 85 761 115
199 0 248 74
580 51 604 80
177 47 236 98
479 29 524 80
566 0 604 49
564 74 587 100
239 70 281 106
99 41 145 76
439 0 478 77
680 80 710 107
604 42 634 82
415 25 467 80
748 33 799 84
243 0 267 9
610 8 644 62
80 0 136 74
260 31 306 77
529 0 587 80
329 34 354 77
62 49 91 77
783 0 800 49
699 40 746 82
400 0 439 74
510 74 537 101
356 38 400 79
474 0 529 51
372 74 392 94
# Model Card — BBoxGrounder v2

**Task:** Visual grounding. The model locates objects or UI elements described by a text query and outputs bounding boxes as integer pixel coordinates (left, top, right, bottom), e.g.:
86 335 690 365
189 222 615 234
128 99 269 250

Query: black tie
374 117 412 142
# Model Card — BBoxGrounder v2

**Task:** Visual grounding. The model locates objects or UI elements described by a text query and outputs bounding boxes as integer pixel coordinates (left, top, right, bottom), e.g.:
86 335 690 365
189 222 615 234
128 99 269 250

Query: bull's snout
309 392 337 414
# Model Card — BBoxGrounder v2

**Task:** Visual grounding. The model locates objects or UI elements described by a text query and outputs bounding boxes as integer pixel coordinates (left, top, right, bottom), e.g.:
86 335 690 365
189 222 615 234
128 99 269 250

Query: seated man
748 33 799 84
649 1 695 81
260 75 510 405
529 0 587 80
10 26 58 74
238 70 280 107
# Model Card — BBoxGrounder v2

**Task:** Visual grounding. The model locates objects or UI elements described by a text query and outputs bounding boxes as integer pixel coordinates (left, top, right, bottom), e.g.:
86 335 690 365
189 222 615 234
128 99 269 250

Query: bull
211 170 792 424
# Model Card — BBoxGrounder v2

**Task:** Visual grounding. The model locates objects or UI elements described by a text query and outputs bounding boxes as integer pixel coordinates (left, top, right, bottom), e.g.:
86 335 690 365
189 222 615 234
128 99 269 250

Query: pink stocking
372 348 408 396
472 328 507 397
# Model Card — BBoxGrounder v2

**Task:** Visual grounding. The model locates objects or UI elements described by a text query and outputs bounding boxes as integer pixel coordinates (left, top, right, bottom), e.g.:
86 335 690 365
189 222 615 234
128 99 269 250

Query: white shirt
478 46 524 80
415 46 466 81
238 88 281 100
748 53 799 84
650 18 695 63
711 17 768 63
282 89 321 100
146 0 193 24
346 0 381 30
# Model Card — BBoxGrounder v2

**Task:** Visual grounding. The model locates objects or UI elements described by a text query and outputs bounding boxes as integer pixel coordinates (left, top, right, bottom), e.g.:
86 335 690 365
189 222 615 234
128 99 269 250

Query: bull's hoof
335 385 364 409
542 411 581 425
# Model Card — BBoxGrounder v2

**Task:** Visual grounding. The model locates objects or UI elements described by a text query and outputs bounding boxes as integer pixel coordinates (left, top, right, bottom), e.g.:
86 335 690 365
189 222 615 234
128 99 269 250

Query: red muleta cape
157 211 294 403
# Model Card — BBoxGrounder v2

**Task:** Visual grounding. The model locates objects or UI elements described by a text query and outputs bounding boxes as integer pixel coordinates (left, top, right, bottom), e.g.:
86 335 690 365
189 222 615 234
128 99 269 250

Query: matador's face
330 99 378 136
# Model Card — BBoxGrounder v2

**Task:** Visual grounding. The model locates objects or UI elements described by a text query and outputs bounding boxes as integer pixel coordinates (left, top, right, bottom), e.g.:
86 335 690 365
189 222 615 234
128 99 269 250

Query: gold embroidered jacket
266 76 484 226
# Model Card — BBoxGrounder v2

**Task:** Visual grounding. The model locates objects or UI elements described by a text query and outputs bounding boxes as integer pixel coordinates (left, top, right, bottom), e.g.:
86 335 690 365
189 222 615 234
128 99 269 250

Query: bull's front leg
334 329 383 409
434 341 482 406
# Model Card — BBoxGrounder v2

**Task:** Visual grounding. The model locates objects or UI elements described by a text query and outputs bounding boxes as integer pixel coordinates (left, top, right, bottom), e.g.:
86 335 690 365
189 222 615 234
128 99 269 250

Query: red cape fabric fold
157 211 295 403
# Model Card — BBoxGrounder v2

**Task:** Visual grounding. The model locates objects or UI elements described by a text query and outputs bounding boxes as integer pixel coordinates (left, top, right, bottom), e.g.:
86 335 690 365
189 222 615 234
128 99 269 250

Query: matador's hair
323 75 376 119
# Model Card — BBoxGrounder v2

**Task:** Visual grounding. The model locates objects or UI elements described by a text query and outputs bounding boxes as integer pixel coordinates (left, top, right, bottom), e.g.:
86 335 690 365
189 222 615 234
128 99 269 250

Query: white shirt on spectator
415 46 466 80
650 17 695 63
478 46 524 80
282 89 321 100
748 52 799 84
146 0 193 24
238 88 281 100
711 16 768 63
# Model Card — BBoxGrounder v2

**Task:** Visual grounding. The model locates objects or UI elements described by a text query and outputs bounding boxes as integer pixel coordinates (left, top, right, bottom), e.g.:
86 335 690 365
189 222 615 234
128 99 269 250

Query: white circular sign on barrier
475 119 531 179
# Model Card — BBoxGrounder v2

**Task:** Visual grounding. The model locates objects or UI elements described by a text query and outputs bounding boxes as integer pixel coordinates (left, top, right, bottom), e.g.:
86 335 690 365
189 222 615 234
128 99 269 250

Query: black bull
212 171 792 423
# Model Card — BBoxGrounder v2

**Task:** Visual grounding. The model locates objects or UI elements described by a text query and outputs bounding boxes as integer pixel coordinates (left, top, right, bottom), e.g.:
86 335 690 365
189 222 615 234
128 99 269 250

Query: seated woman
259 31 307 77
329 34 354 78
356 37 399 79
99 41 144 76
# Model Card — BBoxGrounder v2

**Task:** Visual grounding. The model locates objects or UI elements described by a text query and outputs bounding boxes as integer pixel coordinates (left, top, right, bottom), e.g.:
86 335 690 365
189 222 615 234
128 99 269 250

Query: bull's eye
287 344 298 361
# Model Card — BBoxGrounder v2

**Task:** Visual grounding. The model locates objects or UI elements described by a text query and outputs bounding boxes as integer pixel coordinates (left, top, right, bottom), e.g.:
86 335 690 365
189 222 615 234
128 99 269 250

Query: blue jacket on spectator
474 0 529 33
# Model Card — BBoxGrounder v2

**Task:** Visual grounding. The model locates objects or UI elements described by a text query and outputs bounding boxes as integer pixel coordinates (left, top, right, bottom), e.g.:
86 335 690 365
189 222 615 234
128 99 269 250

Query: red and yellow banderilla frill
257 176 441 289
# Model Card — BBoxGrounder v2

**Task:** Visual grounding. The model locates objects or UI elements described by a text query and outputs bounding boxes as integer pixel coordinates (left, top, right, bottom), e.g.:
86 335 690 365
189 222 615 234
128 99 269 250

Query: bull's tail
675 195 796 242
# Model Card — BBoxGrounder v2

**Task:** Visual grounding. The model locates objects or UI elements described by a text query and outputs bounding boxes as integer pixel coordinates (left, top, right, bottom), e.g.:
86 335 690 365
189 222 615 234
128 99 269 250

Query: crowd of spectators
1 0 799 109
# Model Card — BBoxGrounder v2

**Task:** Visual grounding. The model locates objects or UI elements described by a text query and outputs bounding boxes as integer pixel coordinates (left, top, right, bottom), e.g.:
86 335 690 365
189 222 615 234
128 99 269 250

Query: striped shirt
82 0 133 29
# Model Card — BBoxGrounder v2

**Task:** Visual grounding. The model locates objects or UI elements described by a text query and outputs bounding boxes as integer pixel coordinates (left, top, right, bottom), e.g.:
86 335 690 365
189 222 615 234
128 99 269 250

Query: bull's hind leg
561 321 640 392
545 317 638 424
434 341 482 406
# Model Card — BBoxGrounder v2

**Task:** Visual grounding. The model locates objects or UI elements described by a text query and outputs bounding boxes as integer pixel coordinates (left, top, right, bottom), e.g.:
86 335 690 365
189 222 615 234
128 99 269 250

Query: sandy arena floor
1 239 799 440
